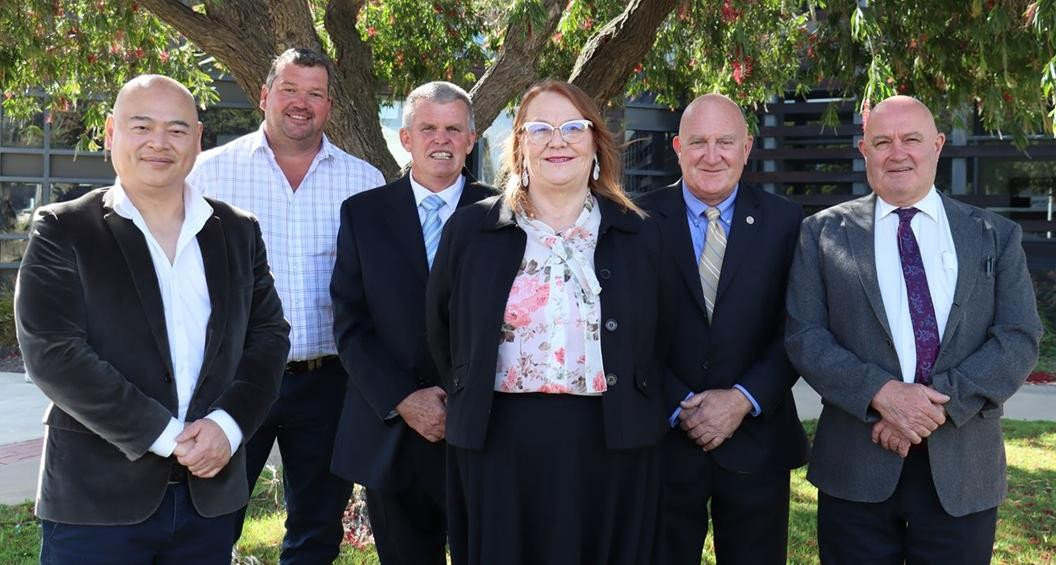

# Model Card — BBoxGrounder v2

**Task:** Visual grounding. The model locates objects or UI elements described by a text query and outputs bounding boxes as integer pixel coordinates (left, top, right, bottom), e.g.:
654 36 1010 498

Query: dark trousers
817 447 998 565
365 479 446 565
41 483 235 564
234 360 354 565
660 433 792 565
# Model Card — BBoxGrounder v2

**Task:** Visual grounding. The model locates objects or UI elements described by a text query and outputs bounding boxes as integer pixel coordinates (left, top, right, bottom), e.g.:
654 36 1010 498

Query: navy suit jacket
330 172 494 491
638 182 809 474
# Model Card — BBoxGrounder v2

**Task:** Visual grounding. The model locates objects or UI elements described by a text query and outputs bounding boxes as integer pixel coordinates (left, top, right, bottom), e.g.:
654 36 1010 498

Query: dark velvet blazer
330 172 494 491
15 187 290 525
637 182 810 474
426 194 669 451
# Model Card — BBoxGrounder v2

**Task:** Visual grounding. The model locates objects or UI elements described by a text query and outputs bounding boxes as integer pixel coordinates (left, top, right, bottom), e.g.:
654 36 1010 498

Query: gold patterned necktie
698 207 726 322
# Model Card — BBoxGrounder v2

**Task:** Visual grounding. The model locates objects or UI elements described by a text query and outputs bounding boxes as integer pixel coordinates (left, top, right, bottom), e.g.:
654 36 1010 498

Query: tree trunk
469 0 567 133
568 0 678 107
142 0 400 179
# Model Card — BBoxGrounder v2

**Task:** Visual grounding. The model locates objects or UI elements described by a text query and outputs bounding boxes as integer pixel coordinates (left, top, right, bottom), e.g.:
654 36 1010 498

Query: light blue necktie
421 194 446 269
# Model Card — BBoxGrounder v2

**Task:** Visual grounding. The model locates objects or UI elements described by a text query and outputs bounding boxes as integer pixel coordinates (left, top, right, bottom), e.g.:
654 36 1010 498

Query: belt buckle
307 357 322 371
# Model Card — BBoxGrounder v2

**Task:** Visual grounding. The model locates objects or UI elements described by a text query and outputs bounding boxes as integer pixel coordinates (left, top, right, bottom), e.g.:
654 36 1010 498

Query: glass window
51 182 104 204
0 182 43 234
200 107 261 150
1 111 45 148
49 110 89 150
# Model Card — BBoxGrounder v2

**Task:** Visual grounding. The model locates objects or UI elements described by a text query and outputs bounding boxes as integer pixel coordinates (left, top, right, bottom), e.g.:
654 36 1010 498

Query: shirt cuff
669 391 695 428
147 417 183 457
733 384 762 417
205 410 243 456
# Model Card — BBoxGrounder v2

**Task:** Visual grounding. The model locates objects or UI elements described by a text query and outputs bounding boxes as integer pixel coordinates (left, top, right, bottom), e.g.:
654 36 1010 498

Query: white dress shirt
409 171 465 226
189 126 385 361
109 181 242 457
874 187 959 383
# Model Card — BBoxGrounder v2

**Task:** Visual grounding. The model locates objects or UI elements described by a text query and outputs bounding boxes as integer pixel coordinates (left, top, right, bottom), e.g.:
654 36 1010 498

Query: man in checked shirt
189 48 385 564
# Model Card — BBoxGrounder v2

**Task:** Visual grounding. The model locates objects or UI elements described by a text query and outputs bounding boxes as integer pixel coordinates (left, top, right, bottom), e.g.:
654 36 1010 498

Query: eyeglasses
522 119 593 145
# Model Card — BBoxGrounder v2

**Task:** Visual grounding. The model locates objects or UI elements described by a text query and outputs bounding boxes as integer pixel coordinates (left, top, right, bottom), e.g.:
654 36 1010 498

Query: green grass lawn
2 420 1054 564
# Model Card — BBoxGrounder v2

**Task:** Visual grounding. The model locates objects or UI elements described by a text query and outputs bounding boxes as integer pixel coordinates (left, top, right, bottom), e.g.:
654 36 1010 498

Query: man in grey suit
786 95 1042 564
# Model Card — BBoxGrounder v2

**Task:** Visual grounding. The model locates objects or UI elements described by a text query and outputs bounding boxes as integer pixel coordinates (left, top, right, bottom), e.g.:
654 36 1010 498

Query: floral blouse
495 194 606 395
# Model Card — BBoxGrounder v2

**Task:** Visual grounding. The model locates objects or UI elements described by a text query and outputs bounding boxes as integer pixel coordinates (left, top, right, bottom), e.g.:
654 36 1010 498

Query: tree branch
568 0 677 106
325 0 399 178
142 0 275 106
469 0 566 133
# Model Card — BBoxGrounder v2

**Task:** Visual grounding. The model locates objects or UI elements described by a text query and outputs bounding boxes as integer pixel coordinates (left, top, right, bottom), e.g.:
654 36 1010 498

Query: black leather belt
286 355 339 374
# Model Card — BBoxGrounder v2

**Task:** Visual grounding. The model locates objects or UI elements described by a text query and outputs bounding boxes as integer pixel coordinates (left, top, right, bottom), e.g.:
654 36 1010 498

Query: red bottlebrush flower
583 18 593 31
1002 91 1014 103
131 2 139 12
732 60 744 85
722 0 740 22
633 63 644 74
909 38 917 49
133 47 145 60
552 31 563 43
159 50 170 63
87 53 98 64
367 26 377 38
860 98 871 131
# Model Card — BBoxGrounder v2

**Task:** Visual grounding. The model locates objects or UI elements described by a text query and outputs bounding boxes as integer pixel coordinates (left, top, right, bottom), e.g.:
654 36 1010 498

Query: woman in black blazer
426 80 668 565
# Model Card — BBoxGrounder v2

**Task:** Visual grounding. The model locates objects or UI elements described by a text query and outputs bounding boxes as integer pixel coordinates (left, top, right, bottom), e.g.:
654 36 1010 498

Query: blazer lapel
938 195 982 353
385 176 431 281
657 187 709 315
843 194 895 341
193 215 229 387
102 203 176 381
715 186 760 303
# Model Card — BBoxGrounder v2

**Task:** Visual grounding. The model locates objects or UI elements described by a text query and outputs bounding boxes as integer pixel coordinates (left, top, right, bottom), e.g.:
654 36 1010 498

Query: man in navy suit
638 93 808 564
330 81 493 565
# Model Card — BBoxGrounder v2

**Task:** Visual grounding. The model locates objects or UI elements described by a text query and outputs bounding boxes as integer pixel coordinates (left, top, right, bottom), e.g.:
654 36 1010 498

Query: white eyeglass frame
521 119 594 145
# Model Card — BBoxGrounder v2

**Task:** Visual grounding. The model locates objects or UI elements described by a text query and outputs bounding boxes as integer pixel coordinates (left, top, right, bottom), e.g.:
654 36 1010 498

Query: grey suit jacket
785 192 1042 517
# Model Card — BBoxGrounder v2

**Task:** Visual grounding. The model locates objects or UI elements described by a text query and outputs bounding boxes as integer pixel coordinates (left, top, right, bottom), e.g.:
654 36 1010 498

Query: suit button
599 268 611 280
162 372 172 383
604 319 618 331
701 361 709 371
606 373 618 386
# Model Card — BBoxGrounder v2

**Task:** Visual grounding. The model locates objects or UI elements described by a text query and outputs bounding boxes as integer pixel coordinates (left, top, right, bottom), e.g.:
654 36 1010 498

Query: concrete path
0 372 1051 505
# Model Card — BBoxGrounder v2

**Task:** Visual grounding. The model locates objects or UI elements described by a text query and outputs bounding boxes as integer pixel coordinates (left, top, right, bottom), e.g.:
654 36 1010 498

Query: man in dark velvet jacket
15 75 289 563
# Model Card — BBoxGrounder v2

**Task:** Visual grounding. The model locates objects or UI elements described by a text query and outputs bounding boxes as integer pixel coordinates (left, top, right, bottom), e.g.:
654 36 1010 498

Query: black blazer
15 187 290 525
426 194 669 451
637 182 809 473
330 173 494 490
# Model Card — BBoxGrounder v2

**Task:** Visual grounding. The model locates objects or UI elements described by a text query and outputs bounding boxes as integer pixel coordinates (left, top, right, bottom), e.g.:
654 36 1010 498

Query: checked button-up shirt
189 125 385 362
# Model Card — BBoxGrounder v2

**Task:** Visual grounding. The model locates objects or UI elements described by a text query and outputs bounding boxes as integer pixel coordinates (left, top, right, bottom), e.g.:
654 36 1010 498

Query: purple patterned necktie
895 207 939 385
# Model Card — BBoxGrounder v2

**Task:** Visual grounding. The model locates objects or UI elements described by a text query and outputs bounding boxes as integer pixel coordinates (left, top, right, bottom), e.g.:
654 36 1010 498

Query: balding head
105 74 202 199
858 95 945 207
113 75 198 121
673 93 753 205
680 93 748 138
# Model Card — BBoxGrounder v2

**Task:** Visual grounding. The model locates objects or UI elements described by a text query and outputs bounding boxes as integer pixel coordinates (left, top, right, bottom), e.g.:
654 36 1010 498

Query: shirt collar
681 182 738 223
409 170 465 208
876 186 940 223
111 178 214 237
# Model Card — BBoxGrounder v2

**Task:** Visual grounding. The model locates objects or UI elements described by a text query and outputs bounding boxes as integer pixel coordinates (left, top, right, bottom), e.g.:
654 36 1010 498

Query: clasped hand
869 380 950 458
678 388 752 452
397 386 447 443
173 419 231 479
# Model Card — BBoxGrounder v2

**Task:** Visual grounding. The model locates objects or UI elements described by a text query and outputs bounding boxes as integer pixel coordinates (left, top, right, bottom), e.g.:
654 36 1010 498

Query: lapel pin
746 216 755 225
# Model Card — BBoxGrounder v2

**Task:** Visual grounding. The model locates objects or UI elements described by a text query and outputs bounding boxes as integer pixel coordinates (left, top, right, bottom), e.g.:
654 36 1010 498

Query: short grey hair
265 48 333 91
402 81 475 132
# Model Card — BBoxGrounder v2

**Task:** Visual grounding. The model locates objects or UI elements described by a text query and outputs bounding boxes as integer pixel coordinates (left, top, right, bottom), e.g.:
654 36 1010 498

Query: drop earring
521 166 529 187
592 154 600 181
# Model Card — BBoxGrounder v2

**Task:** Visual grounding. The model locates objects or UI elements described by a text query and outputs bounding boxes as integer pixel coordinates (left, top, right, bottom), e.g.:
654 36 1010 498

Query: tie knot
705 207 721 222
895 207 919 224
421 194 445 213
